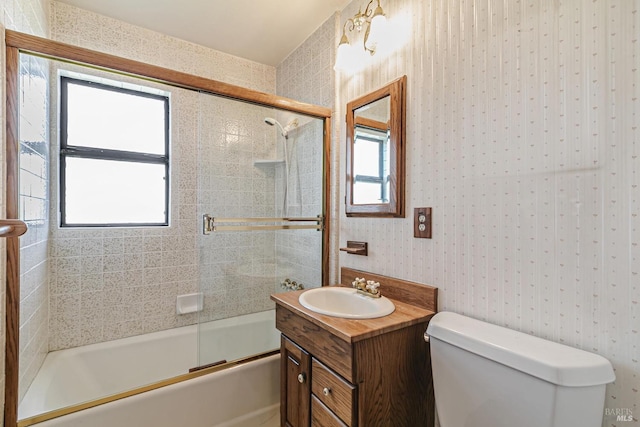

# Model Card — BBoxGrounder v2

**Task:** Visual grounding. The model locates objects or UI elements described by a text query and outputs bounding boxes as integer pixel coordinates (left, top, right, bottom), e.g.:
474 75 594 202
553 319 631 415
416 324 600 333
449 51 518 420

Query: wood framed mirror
345 75 406 217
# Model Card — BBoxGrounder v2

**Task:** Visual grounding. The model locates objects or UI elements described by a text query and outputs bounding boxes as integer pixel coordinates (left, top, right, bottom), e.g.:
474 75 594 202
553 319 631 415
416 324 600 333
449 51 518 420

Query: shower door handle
203 214 215 235
202 214 324 233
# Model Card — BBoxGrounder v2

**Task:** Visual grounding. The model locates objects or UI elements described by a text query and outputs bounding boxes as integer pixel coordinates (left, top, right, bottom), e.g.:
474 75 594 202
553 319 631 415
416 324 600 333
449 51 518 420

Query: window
352 125 389 204
59 77 169 227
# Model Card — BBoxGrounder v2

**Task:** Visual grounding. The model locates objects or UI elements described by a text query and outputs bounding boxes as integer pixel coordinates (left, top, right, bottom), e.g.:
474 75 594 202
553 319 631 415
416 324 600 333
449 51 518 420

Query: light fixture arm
335 0 387 70
347 0 384 53
352 0 375 31
343 17 356 36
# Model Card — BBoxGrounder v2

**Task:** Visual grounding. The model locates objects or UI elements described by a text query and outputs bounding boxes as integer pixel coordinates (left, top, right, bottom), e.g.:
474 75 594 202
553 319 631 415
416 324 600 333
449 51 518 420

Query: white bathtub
19 310 281 426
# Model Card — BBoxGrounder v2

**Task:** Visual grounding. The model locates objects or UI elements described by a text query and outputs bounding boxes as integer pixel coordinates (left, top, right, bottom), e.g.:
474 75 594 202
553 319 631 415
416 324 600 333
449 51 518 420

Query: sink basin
298 287 395 319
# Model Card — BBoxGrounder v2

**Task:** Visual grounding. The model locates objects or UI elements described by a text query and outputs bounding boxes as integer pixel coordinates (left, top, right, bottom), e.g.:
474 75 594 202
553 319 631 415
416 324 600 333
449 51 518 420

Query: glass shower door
195 91 325 369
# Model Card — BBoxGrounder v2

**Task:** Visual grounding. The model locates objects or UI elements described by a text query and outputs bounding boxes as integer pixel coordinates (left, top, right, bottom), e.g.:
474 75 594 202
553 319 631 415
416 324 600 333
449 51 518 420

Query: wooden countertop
271 287 435 343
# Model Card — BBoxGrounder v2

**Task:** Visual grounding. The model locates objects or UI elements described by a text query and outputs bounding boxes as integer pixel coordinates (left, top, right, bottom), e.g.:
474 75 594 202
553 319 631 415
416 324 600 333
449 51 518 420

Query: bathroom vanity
271 268 438 427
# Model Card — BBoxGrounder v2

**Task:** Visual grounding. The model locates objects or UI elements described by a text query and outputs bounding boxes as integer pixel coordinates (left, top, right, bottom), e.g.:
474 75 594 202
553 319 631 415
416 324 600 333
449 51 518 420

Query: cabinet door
281 335 311 427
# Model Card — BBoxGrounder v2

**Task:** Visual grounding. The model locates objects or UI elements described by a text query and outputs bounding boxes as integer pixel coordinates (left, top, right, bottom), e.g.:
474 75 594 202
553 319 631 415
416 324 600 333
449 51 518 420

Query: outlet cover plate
414 207 432 239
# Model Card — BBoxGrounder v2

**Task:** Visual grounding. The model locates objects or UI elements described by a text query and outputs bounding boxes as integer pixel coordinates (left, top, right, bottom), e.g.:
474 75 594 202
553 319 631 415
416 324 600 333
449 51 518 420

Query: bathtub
19 310 280 426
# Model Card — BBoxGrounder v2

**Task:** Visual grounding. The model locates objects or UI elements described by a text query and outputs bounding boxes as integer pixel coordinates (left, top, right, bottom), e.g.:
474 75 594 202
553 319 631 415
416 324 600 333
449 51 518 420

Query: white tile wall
45 2 280 350
18 53 50 402
196 94 280 326
273 120 325 289
276 16 340 284
337 0 639 425
46 66 204 350
0 0 51 413
49 1 275 94
277 16 336 108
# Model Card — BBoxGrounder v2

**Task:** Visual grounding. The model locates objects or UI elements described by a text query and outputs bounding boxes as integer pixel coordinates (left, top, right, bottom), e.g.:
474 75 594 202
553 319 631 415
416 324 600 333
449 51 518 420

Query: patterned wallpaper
337 0 639 425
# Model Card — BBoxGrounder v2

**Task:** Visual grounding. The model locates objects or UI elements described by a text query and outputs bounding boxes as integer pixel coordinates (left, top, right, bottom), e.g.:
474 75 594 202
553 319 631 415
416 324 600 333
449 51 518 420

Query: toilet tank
426 312 615 427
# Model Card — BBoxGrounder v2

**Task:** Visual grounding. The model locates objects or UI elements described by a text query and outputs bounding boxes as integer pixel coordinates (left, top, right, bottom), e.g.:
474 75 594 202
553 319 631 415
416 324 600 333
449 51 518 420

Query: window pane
354 138 381 177
64 157 166 225
353 181 384 204
66 82 166 155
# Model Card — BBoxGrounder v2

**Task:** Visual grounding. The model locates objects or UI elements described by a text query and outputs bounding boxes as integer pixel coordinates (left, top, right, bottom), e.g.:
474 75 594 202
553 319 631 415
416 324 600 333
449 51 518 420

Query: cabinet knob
297 373 306 384
323 387 331 396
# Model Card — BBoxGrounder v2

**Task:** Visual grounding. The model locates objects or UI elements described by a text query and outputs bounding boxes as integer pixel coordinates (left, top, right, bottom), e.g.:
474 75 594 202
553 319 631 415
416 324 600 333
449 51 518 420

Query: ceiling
56 0 351 66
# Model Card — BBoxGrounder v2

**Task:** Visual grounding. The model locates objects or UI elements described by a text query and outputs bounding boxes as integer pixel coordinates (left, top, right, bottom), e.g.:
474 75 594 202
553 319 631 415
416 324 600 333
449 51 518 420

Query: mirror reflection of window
346 76 405 217
353 125 390 204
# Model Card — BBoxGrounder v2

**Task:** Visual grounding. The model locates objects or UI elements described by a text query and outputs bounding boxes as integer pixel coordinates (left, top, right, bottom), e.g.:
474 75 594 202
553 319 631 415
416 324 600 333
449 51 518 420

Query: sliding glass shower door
196 91 325 369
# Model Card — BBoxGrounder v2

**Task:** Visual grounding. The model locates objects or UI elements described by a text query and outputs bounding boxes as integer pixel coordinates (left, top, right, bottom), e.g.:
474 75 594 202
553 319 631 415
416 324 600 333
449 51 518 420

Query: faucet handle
366 280 380 293
367 280 380 292
353 278 382 297
352 277 366 290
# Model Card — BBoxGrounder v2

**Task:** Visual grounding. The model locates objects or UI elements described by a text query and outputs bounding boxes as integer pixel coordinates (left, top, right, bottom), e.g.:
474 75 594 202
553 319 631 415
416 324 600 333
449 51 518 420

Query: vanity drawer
276 306 353 381
311 358 356 426
312 395 348 427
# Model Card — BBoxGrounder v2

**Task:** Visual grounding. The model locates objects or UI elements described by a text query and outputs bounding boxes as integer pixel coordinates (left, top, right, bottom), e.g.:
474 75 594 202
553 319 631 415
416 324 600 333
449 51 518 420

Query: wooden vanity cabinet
273 268 438 427
275 304 435 427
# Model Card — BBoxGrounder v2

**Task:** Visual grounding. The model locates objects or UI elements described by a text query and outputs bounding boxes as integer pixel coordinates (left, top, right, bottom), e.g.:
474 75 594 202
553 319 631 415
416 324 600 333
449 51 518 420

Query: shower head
264 117 288 138
264 117 299 138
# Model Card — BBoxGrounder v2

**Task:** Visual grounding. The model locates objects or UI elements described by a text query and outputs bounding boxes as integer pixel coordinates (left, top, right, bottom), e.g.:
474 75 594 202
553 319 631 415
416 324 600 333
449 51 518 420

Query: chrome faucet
352 277 381 298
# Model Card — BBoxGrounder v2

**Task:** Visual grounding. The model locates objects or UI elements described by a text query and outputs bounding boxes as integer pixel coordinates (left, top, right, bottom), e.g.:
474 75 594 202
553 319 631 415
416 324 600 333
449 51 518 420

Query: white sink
298 287 395 319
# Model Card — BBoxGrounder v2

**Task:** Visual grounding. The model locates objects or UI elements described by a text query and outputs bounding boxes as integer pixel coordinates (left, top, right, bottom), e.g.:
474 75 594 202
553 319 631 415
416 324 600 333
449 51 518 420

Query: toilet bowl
426 312 615 427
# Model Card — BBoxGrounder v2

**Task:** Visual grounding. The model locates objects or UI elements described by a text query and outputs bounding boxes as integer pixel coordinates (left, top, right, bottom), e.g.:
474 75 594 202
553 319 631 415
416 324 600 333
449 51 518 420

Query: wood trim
5 30 332 119
353 116 388 132
345 75 406 217
340 267 438 312
4 46 21 427
322 117 332 286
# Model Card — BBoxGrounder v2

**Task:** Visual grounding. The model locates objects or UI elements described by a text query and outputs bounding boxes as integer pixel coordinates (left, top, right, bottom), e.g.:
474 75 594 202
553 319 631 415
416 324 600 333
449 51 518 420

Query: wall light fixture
334 0 387 71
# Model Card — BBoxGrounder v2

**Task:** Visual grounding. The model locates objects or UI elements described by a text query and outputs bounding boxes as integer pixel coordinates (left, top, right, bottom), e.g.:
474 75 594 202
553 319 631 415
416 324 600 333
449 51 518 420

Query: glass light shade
365 13 387 52
334 41 354 71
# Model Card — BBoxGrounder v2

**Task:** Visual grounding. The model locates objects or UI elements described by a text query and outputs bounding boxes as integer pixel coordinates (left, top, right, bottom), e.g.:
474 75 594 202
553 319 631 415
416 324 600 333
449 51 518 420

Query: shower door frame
4 30 332 427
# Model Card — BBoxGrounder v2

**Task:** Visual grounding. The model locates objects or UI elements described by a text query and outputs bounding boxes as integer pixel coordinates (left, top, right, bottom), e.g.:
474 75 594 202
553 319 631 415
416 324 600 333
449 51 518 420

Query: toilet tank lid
426 312 615 387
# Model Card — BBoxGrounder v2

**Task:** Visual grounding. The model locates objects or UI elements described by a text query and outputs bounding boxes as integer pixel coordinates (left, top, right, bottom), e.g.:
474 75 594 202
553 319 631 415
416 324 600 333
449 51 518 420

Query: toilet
426 312 615 427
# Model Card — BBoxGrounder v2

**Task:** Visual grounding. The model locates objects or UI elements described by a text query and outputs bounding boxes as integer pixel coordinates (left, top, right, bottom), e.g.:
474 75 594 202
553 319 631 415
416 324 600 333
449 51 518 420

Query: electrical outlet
414 207 432 238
